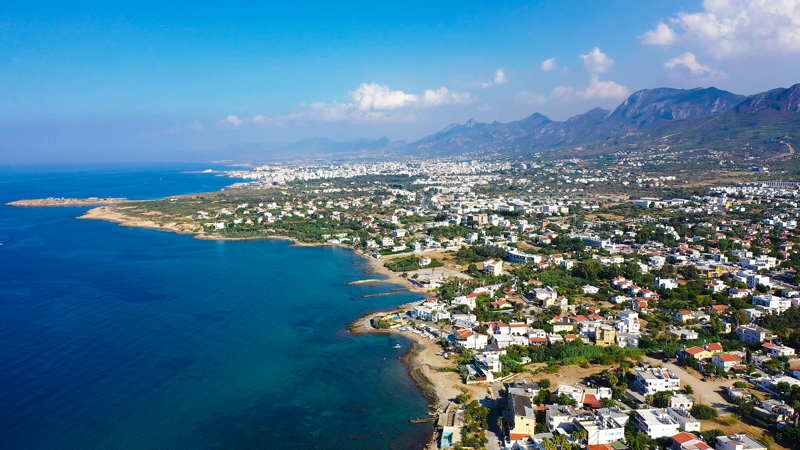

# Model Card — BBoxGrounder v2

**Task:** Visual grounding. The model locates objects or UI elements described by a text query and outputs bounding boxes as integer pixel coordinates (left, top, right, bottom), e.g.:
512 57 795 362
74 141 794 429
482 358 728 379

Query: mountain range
408 83 800 158
219 82 800 162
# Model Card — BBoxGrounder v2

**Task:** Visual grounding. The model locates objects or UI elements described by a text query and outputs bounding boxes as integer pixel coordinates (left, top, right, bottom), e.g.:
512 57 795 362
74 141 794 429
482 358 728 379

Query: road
643 356 735 412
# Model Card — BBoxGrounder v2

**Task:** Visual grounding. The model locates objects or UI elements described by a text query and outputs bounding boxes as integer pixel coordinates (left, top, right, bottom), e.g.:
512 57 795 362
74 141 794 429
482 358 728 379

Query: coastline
77 202 475 447
78 205 433 296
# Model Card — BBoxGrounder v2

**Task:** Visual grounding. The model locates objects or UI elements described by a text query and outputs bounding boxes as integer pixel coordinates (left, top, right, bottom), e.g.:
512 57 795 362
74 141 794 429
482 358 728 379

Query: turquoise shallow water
0 165 430 449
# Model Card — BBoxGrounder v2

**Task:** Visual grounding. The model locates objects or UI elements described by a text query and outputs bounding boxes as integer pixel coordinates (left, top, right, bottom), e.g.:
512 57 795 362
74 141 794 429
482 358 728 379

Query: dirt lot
643 356 733 412
509 363 615 387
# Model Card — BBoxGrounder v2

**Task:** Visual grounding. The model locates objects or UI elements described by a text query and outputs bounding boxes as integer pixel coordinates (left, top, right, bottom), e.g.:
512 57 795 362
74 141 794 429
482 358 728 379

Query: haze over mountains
233 82 800 161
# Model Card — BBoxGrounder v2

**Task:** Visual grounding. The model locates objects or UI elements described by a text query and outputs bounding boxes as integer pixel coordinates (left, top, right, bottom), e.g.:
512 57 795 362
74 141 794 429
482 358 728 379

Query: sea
0 164 431 449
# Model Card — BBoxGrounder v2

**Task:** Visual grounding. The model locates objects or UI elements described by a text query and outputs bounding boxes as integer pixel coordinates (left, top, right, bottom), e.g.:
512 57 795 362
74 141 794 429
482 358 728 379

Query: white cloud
422 87 472 106
639 23 678 45
251 115 273 125
481 68 508 87
580 47 614 74
218 115 243 127
571 47 629 100
350 83 418 111
494 68 508 84
540 58 557 71
219 82 472 126
664 51 726 77
582 75 630 100
551 85 577 99
517 91 547 105
648 0 800 58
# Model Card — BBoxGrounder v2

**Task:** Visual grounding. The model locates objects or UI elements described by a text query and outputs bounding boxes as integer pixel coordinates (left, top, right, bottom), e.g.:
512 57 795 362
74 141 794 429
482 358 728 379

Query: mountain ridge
407 83 800 158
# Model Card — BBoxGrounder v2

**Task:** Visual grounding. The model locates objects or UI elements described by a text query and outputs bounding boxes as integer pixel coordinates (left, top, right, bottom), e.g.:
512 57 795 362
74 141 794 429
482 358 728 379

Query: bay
0 164 430 449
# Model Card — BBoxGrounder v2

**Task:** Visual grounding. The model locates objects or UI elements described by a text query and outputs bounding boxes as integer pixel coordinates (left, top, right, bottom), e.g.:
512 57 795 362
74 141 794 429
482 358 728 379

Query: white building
715 434 768 450
483 259 503 276
634 367 680 395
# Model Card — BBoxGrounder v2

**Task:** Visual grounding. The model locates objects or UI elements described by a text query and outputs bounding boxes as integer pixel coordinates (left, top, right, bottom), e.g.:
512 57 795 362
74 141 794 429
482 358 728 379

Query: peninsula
7 197 130 207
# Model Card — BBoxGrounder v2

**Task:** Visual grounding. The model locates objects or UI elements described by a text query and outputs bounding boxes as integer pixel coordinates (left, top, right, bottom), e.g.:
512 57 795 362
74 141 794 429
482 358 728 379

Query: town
90 154 800 450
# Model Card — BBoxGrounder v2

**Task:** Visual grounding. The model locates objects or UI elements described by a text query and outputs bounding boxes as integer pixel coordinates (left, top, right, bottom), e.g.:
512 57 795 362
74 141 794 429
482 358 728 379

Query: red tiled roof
706 342 723 351
587 445 613 450
672 432 700 444
583 393 601 409
717 353 741 362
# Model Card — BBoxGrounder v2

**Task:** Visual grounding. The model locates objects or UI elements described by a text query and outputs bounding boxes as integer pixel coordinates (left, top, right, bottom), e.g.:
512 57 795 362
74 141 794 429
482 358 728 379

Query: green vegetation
384 256 443 272
690 403 718 420
454 245 508 263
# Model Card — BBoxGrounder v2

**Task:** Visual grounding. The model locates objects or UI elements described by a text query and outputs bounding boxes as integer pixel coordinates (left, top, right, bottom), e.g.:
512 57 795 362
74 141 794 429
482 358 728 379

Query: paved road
643 356 734 412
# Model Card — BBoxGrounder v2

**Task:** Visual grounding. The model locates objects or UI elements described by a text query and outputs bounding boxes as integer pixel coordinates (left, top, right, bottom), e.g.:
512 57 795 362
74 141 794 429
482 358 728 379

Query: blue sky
2 0 800 162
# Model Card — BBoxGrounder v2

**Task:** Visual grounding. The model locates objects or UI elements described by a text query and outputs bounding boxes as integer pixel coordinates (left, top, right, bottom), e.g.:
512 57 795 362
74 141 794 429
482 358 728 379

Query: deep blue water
0 165 430 449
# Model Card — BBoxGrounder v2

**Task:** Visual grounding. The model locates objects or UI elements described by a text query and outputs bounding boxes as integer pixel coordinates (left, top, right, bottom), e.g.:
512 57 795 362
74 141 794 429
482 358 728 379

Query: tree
653 390 674 408
691 403 718 420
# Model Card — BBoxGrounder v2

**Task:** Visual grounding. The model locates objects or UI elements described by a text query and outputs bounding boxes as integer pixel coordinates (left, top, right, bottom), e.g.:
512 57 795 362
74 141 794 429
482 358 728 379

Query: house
658 278 679 290
572 408 628 445
752 294 791 313
490 299 513 309
594 325 616 347
453 329 488 350
670 394 694 410
634 409 680 438
712 353 743 372
555 384 612 408
715 434 767 450
736 325 768 344
545 404 576 431
582 285 600 294
669 327 699 341
634 368 681 395
762 342 796 357
532 286 558 304
409 301 450 322
616 310 641 334
753 399 795 423
452 295 476 310
680 346 711 361
725 386 754 402
483 259 503 276
680 343 723 361
706 279 727 293
674 310 695 323
451 313 478 328
508 393 537 443
472 352 502 382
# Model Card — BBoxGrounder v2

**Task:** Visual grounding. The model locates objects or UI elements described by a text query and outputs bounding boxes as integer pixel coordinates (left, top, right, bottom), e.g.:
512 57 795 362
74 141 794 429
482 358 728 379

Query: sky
2 0 800 162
